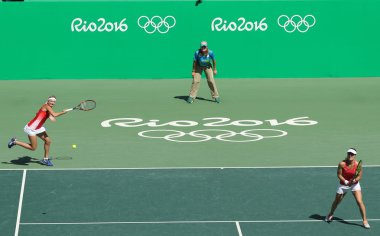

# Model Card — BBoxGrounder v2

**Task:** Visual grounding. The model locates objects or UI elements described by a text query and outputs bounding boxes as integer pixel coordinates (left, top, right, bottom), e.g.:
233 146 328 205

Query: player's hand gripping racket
354 160 362 179
64 100 96 112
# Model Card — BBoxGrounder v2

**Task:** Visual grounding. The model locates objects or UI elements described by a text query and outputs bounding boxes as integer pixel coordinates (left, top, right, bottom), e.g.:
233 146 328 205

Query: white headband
47 97 56 102
347 149 357 155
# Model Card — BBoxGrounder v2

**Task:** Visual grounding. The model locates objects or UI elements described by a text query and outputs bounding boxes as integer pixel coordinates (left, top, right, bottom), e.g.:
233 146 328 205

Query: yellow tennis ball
72 144 77 149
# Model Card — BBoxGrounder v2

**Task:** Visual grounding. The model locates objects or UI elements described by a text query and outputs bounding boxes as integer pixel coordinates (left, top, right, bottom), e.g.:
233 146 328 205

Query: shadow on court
174 95 215 103
309 214 364 228
1 156 41 166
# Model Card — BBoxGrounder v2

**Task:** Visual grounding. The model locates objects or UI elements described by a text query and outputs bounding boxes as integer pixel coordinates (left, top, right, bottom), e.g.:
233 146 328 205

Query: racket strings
355 160 362 178
80 100 96 110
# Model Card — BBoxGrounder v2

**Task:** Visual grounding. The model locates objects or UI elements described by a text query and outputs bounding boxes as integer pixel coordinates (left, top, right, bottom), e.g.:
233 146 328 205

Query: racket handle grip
64 108 73 112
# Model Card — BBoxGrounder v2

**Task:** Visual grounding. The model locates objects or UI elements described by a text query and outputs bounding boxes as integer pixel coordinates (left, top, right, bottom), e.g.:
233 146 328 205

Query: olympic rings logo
137 16 176 34
138 129 287 143
277 15 316 33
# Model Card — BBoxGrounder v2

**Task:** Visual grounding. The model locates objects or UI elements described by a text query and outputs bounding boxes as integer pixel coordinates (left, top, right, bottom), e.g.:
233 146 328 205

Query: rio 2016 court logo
211 17 268 32
101 116 318 143
71 16 176 34
210 14 316 33
71 18 128 32
277 15 316 33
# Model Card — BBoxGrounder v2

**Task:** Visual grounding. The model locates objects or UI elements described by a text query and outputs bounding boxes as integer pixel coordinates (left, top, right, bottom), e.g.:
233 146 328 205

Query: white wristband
344 180 349 185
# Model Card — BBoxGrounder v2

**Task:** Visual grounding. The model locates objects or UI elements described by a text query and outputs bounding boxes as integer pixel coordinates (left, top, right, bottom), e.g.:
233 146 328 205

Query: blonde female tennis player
8 96 67 166
325 148 370 229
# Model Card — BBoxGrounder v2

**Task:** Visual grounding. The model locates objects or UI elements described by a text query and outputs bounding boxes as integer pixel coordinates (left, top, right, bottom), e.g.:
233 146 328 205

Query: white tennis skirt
24 125 46 136
336 182 361 194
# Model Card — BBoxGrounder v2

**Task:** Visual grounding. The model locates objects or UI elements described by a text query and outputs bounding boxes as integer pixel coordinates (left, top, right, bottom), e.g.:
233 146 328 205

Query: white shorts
24 125 46 136
336 182 361 194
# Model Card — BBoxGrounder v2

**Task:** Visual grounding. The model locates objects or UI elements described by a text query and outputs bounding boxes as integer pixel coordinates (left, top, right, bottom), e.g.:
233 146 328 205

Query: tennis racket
354 160 362 179
64 100 96 112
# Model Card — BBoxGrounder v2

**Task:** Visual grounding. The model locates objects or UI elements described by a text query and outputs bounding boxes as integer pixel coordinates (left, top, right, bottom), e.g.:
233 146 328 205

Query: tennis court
1 167 380 236
2 0 380 235
1 78 380 236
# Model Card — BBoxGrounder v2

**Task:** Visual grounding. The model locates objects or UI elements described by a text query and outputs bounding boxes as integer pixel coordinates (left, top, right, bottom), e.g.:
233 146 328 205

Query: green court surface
1 78 380 168
1 167 380 236
1 78 380 235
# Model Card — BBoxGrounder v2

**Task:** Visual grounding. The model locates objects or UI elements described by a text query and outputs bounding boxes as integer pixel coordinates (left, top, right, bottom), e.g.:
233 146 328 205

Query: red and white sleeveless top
27 108 49 130
340 161 358 185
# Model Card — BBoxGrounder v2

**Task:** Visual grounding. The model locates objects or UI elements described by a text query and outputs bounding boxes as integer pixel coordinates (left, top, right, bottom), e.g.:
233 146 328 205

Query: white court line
14 169 27 236
1 165 380 171
236 221 243 236
20 218 380 225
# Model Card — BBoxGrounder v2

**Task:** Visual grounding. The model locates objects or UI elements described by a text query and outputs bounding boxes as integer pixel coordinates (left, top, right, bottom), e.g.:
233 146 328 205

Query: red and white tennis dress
336 161 361 194
340 161 358 185
24 108 49 136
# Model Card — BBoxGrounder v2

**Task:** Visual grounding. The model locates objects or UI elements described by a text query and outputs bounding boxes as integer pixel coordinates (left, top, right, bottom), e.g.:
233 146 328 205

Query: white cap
200 41 208 47
347 148 357 155
47 96 56 102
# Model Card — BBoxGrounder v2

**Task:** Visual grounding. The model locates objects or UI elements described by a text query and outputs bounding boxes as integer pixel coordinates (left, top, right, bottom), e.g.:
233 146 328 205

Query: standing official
187 41 220 104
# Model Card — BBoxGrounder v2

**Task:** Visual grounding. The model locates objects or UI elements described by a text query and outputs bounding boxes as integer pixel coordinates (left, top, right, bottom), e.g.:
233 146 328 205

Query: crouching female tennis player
8 96 67 166
325 148 370 229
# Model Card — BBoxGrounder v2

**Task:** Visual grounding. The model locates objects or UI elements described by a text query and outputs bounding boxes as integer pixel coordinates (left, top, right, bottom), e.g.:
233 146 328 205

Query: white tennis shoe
324 214 333 222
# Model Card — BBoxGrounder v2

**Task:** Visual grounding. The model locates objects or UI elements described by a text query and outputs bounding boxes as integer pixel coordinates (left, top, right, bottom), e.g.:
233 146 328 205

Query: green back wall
1 0 379 79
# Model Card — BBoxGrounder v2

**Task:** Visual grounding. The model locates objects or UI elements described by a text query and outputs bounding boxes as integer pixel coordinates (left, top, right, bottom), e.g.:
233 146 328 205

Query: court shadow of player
174 95 214 103
1 156 40 166
309 214 364 228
